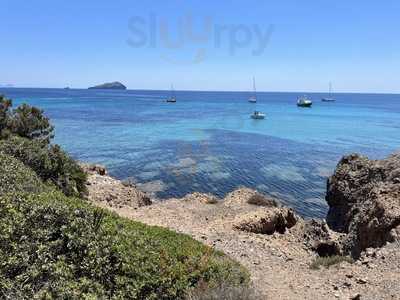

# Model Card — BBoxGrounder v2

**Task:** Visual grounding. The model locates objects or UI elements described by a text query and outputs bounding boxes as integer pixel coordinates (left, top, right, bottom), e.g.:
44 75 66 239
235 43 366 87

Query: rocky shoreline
82 153 400 300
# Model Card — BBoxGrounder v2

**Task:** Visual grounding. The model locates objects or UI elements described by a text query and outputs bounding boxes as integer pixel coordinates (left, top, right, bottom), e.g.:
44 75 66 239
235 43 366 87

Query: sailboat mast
329 82 332 97
253 77 257 97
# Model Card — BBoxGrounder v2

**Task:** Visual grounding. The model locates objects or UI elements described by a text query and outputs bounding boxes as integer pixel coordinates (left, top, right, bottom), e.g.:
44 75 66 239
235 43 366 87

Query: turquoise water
2 88 400 217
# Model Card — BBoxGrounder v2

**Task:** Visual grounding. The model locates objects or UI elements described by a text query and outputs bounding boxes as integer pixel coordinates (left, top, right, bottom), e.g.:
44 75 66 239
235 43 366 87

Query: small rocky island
88 81 127 90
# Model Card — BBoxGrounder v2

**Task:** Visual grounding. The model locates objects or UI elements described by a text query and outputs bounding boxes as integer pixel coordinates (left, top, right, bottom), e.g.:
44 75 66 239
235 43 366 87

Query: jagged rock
299 219 342 256
183 192 219 204
326 153 400 257
350 293 361 300
82 163 151 209
233 207 298 235
80 163 108 176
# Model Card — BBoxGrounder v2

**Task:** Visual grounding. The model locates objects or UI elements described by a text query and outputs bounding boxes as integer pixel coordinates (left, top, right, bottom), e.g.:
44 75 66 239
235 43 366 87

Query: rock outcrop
299 219 343 257
326 153 400 257
81 163 151 209
233 207 297 235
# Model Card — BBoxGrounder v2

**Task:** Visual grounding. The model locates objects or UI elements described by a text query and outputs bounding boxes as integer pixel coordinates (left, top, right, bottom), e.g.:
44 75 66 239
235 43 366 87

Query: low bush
0 95 12 139
247 193 278 207
0 136 87 197
0 190 249 299
310 255 354 270
0 153 47 196
0 97 54 143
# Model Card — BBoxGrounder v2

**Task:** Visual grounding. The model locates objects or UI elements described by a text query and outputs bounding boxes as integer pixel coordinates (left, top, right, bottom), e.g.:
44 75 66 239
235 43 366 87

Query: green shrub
0 153 47 196
0 136 87 197
0 100 54 144
310 255 354 270
0 191 249 299
0 95 12 139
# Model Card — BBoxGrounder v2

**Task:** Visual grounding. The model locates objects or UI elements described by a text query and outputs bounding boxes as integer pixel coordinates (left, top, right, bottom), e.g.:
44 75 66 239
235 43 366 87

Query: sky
1 0 400 93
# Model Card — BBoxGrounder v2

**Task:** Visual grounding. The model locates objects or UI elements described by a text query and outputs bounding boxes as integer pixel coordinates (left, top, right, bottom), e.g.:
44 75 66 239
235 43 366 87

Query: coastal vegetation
0 136 87 197
0 154 47 196
0 96 249 299
0 95 54 143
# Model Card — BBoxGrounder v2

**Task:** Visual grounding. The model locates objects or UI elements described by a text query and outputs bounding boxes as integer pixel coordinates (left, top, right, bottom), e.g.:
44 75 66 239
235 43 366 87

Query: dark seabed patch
111 130 352 218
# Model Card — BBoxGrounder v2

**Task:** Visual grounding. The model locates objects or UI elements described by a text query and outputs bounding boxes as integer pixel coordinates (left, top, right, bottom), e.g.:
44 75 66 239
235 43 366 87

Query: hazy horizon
2 85 400 95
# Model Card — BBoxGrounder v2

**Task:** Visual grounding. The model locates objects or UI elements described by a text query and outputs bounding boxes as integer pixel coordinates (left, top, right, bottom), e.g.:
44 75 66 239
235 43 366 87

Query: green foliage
310 255 354 270
0 191 249 299
0 95 12 138
0 153 47 196
0 136 87 197
8 103 54 143
0 96 54 143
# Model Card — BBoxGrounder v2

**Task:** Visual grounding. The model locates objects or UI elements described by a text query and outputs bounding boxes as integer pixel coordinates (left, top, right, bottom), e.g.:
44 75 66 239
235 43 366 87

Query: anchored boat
322 82 335 102
248 77 257 103
251 111 266 119
297 95 313 107
166 84 176 103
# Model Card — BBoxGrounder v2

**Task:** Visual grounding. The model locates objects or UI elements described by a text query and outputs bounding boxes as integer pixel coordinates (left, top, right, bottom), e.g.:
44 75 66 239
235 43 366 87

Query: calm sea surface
2 88 399 217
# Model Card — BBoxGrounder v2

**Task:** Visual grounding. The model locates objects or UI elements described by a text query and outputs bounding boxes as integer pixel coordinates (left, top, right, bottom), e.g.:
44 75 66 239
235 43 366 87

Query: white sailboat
166 84 176 103
322 82 335 102
248 77 257 103
248 77 266 119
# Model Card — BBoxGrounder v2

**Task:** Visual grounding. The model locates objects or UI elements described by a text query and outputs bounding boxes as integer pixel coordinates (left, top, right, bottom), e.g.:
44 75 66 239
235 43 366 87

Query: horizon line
1 86 400 96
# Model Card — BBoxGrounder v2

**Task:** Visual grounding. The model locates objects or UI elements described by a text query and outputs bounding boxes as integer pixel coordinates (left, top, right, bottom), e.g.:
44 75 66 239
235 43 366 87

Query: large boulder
326 153 400 257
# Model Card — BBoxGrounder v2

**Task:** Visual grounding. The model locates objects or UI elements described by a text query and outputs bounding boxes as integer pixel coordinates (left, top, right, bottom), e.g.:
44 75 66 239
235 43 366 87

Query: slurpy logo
127 13 274 65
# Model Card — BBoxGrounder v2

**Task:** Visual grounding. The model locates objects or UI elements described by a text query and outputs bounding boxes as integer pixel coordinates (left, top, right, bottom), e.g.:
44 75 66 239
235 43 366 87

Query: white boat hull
249 98 257 103
251 113 266 119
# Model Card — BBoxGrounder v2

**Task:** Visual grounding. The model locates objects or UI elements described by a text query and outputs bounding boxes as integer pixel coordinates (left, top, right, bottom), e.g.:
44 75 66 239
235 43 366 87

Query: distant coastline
2 86 400 95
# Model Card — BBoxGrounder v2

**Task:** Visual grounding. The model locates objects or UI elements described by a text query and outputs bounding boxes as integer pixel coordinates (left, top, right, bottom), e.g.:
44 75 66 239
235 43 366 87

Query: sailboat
322 82 335 102
248 77 266 119
248 77 257 103
166 84 176 103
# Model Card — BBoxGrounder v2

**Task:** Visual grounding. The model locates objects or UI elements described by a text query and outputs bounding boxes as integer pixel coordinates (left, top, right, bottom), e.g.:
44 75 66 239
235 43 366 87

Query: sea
1 88 399 218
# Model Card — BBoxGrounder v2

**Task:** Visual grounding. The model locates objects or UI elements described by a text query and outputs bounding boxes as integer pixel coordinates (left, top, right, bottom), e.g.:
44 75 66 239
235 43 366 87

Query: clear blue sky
1 0 400 93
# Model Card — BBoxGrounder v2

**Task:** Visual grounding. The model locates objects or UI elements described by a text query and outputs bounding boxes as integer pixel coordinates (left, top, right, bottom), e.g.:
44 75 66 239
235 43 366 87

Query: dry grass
310 255 354 270
187 283 260 300
247 193 278 207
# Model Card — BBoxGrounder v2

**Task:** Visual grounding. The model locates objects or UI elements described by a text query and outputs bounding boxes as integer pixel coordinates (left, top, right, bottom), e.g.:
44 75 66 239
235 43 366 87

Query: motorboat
251 111 266 119
297 96 313 107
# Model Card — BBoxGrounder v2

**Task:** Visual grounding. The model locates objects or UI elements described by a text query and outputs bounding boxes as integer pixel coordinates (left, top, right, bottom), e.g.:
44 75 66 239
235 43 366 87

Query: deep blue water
1 88 400 217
